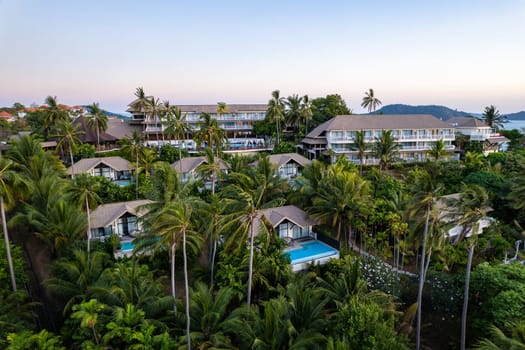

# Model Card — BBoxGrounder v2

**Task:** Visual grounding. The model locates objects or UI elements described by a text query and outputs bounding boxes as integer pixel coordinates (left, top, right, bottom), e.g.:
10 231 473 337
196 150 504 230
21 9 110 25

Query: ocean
503 120 525 131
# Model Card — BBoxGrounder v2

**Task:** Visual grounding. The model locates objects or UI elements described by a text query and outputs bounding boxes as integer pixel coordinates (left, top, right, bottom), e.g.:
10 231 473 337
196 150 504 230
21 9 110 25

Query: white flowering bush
360 255 400 295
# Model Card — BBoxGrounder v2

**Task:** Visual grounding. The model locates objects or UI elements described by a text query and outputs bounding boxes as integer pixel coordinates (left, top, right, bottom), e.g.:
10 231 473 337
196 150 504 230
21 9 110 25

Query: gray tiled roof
268 153 312 168
306 114 453 138
171 156 229 173
90 199 153 228
67 156 131 175
254 205 319 234
447 117 489 128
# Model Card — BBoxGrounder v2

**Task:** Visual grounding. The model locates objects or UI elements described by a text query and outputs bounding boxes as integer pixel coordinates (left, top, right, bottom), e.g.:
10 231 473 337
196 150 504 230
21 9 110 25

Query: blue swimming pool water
114 180 131 187
121 241 134 251
284 240 339 265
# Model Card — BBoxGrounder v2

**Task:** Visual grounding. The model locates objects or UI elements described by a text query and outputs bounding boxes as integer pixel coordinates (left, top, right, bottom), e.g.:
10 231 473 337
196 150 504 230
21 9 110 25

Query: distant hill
371 104 473 120
82 105 129 119
506 111 525 120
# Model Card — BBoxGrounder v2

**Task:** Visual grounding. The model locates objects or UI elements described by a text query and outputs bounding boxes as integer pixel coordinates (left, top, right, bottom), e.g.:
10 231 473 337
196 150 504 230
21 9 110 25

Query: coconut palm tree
86 102 108 150
162 103 190 169
408 169 444 350
373 130 400 171
51 118 84 168
67 174 100 257
266 90 285 144
197 112 227 157
149 197 203 350
301 94 313 135
72 299 104 345
482 105 505 131
284 94 304 134
361 88 382 113
119 130 145 199
446 184 491 350
428 138 449 162
43 95 68 137
352 130 368 175
146 96 162 146
130 87 150 121
0 158 20 291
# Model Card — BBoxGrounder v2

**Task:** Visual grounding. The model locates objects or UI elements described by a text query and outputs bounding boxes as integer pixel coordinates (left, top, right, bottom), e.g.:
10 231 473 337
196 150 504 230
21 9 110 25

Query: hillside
372 104 473 120
506 111 525 120
82 105 129 119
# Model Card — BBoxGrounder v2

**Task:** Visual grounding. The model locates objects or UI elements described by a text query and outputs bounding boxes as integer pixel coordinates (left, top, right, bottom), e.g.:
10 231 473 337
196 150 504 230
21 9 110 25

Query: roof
254 205 319 234
73 116 139 143
127 102 267 114
90 200 153 228
171 156 229 173
67 156 131 174
305 114 453 138
267 153 311 168
447 117 489 128
0 111 13 118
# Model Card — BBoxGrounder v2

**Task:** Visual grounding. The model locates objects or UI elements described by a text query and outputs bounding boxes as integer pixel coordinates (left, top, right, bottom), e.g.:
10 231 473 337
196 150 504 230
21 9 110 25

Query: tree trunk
461 244 474 350
183 229 191 350
86 196 91 259
135 151 139 200
96 123 100 151
210 239 217 286
171 241 177 314
1 196 17 292
416 206 431 350
247 218 255 306
69 144 75 174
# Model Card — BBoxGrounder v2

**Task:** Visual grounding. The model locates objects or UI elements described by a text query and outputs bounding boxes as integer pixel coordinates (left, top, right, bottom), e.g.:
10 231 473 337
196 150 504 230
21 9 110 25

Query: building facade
126 102 269 152
447 117 509 155
300 114 456 164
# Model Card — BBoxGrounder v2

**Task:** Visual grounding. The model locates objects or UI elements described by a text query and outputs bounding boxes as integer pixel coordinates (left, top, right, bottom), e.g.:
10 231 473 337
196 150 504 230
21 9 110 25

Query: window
279 222 289 238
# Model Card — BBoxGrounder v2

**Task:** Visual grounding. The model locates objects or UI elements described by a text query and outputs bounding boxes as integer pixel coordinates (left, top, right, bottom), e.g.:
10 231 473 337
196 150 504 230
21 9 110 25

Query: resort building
90 199 152 241
255 205 339 271
74 116 140 151
67 156 132 185
171 156 229 185
126 102 269 152
267 153 311 179
300 114 456 164
447 117 509 155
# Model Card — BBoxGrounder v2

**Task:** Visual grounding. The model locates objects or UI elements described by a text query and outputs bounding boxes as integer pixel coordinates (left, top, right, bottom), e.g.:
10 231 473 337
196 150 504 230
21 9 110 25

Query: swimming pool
114 179 131 187
120 241 134 252
284 240 339 265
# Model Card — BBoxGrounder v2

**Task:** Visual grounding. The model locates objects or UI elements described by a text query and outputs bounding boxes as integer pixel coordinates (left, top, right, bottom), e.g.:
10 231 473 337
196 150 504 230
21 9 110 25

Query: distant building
126 102 269 152
300 114 456 164
267 153 312 179
447 117 509 155
171 155 229 185
73 116 140 151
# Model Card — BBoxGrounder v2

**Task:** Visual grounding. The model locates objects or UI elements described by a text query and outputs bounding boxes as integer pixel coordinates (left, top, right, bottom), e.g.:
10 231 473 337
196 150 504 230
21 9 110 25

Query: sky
1 0 524 114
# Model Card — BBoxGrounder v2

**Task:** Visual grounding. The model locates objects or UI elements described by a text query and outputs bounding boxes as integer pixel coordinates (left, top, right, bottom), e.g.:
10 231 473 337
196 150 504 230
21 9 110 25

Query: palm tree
196 112 227 157
301 94 313 135
428 138 449 162
216 102 230 116
149 198 203 350
266 90 285 144
446 184 491 350
284 94 304 134
86 102 108 150
308 163 370 248
408 169 443 350
361 88 382 113
120 130 145 199
67 174 100 257
162 103 190 169
146 97 162 146
0 158 20 291
482 105 505 131
352 130 368 175
42 95 68 137
72 299 104 345
51 118 84 168
373 130 400 171
130 87 150 121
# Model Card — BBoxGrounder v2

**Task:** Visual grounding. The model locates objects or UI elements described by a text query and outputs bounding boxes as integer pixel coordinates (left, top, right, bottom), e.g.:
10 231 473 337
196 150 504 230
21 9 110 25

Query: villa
255 205 339 271
126 102 269 152
74 116 140 151
67 156 132 185
267 153 312 179
89 199 153 242
300 114 456 164
171 155 229 184
447 117 509 155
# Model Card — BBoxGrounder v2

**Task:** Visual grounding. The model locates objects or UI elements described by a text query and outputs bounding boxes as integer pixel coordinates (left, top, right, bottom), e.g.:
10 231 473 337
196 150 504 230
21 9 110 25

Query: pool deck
283 239 340 272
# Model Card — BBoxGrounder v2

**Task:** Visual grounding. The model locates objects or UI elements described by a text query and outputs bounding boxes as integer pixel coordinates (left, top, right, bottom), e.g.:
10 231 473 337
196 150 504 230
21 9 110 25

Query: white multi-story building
126 102 269 152
300 114 456 164
447 117 509 155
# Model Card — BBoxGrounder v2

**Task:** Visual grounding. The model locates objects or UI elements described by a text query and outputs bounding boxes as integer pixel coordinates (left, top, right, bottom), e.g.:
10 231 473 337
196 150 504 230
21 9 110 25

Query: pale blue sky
1 0 524 114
